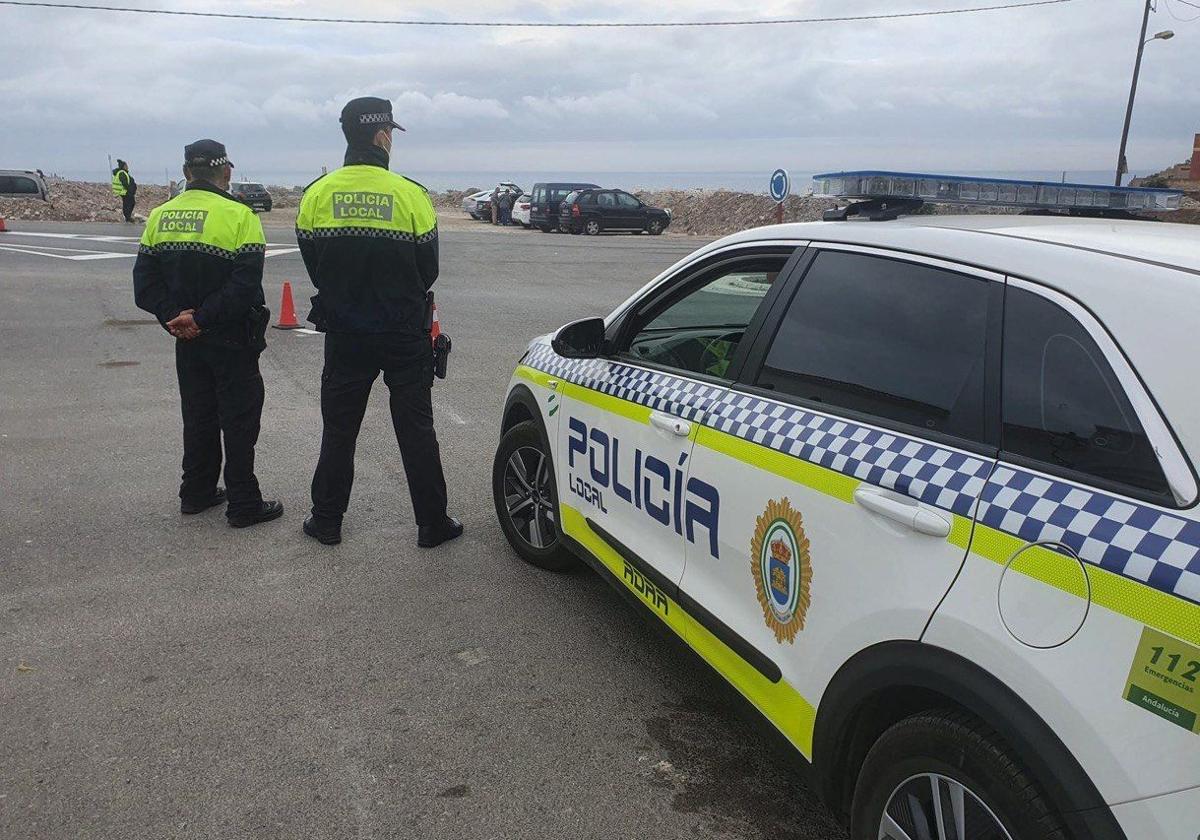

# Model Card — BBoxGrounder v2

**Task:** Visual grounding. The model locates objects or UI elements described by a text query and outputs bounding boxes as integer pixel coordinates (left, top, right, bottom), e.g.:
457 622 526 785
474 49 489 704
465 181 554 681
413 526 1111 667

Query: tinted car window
617 192 640 208
550 188 575 202
626 256 788 379
562 191 579 204
1002 287 1167 497
757 250 989 442
1 176 39 195
597 192 617 208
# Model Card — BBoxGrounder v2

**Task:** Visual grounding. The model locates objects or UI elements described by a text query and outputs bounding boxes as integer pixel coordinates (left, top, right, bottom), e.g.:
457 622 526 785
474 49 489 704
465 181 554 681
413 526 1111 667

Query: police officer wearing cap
133 139 282 527
297 97 460 548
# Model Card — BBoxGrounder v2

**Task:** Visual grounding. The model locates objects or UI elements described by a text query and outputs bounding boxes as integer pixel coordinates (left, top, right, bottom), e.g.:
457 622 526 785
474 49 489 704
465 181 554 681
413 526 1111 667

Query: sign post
769 168 790 224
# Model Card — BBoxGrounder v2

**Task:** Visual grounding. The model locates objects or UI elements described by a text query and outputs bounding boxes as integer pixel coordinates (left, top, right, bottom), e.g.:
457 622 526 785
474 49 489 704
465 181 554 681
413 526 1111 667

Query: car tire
539 224 552 233
850 710 1068 840
647 219 663 235
492 421 577 572
584 219 602 236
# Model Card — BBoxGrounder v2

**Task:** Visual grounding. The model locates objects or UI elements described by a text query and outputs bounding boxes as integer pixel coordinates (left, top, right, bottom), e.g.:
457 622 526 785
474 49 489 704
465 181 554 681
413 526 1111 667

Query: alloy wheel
502 445 557 549
879 773 1013 840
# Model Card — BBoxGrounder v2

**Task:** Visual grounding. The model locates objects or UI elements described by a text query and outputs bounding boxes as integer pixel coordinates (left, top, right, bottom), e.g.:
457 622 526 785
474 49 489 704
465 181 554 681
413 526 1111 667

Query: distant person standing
296 96 460 548
132 139 282 528
498 189 514 226
490 186 500 225
111 159 137 222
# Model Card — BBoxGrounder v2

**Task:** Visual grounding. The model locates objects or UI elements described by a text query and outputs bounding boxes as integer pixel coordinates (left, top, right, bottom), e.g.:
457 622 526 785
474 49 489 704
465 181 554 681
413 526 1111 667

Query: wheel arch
811 640 1125 840
501 383 555 457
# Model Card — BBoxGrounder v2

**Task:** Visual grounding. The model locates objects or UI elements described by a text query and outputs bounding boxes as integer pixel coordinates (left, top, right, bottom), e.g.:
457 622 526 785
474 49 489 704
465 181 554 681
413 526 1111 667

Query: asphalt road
0 217 846 840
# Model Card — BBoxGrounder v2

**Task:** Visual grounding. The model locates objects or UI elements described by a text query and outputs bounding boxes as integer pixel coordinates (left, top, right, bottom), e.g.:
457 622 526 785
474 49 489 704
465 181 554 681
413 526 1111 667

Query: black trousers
121 194 135 222
176 341 265 517
310 334 448 527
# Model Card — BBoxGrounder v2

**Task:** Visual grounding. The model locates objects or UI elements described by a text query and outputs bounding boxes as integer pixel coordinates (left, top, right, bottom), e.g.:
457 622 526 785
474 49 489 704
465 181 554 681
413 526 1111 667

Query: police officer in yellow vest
111 159 137 222
296 97 460 548
133 139 283 528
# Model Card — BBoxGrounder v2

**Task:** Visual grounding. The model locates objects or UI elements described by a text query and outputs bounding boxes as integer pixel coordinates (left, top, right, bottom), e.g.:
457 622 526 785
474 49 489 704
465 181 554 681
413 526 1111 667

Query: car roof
707 214 1200 275
692 213 1200 466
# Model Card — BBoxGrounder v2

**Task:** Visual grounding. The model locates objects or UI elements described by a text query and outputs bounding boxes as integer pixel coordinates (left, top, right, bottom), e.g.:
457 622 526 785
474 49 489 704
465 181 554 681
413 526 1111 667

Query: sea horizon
48 167 1161 193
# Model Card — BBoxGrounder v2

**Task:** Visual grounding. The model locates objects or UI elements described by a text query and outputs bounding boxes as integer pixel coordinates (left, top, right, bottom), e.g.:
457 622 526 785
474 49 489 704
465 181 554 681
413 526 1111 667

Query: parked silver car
0 169 50 201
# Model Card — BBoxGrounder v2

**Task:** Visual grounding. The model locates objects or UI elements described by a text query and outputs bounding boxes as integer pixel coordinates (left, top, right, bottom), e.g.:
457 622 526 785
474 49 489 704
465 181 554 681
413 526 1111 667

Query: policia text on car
132 139 283 528
296 97 461 549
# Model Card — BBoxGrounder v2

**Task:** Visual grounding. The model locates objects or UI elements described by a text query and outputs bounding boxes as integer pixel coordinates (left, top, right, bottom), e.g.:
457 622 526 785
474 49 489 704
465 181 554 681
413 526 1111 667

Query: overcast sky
1 0 1197 185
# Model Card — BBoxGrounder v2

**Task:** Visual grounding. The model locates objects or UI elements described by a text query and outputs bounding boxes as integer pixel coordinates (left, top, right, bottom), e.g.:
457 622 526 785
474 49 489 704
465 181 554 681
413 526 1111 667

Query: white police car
491 173 1200 839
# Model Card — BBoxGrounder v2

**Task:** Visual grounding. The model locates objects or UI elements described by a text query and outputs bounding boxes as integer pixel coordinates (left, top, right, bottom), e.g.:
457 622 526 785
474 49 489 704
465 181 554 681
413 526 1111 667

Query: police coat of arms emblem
750 497 812 644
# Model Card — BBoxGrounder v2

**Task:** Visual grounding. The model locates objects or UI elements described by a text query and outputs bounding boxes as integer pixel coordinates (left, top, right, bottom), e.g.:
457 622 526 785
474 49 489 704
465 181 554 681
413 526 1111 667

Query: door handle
853 487 951 538
650 412 691 437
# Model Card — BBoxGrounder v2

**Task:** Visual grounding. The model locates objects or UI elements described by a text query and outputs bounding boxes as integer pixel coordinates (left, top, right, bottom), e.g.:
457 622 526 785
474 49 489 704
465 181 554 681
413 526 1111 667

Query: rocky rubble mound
632 190 841 235
0 178 170 223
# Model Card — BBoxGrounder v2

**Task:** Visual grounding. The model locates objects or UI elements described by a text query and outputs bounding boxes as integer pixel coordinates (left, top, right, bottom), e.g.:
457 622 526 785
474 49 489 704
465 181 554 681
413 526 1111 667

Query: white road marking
292 328 322 335
0 231 299 261
0 243 133 261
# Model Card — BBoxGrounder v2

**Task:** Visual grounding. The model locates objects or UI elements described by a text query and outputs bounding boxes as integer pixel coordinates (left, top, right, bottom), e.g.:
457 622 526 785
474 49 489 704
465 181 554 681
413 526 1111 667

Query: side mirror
552 317 607 359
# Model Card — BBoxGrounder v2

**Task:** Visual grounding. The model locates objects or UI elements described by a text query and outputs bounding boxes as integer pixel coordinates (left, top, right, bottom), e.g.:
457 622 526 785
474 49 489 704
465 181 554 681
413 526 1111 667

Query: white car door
545 249 799 613
678 245 1002 756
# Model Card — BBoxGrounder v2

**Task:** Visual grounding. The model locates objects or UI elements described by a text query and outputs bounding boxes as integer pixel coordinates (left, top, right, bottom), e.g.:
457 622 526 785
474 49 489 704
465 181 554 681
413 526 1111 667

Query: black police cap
340 97 405 135
184 139 234 168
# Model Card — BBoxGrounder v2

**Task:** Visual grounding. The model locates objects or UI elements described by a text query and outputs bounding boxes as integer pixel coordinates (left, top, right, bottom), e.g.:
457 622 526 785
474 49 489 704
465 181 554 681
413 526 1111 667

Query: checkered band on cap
188 155 229 166
359 113 394 125
978 466 1200 606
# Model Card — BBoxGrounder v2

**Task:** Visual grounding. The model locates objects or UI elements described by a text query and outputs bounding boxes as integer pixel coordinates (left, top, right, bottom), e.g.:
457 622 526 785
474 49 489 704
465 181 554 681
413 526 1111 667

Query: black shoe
181 488 226 515
228 500 284 528
303 515 342 546
418 516 463 548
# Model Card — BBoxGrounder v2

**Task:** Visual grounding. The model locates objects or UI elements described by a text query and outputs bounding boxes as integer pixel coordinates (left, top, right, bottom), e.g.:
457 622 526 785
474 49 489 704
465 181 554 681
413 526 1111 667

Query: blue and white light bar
813 170 1183 212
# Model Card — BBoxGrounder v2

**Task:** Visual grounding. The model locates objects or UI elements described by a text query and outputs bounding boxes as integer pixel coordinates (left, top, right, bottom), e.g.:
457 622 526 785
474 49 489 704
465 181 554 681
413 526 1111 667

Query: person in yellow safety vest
111 159 137 223
296 96 460 549
132 139 283 529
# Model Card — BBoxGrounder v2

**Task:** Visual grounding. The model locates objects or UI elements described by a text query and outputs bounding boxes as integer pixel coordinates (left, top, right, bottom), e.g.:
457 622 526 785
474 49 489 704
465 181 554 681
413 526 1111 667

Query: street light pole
1114 0 1173 186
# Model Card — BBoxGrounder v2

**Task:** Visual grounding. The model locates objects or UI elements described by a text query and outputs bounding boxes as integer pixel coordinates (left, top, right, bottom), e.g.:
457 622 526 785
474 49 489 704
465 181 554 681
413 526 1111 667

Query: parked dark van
529 182 600 232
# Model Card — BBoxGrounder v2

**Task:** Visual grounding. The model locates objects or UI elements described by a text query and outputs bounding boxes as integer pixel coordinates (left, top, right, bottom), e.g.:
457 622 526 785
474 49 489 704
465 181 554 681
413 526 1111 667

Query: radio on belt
813 169 1184 221
424 291 451 380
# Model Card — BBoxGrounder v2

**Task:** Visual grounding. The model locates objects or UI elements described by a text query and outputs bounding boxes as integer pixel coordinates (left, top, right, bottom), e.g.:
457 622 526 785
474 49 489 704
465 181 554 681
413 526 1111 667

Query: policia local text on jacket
133 146 280 527
296 96 458 548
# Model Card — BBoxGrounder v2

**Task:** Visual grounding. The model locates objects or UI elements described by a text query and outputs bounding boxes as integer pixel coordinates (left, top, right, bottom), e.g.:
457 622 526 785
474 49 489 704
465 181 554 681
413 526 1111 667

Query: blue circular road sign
769 168 790 202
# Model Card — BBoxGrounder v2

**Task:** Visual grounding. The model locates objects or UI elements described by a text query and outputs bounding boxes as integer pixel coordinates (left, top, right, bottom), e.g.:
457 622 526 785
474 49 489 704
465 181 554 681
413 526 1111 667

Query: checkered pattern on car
522 345 1200 606
978 466 1200 606
524 342 720 421
705 390 991 517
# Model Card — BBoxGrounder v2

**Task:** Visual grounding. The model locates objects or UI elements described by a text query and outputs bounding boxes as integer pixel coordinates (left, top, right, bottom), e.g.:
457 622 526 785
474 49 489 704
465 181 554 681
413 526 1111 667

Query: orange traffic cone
430 302 441 344
0 217 7 232
273 281 301 329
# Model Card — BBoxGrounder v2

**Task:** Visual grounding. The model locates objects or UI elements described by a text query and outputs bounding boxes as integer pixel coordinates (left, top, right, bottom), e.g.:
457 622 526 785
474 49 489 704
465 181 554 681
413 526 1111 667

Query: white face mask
377 129 393 155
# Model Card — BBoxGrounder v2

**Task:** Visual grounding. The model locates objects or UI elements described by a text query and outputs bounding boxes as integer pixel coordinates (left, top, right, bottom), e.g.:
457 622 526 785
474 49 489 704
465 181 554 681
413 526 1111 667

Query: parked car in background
512 193 532 228
230 182 272 212
468 183 523 222
0 169 50 201
559 188 671 235
529 182 599 232
461 189 491 219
